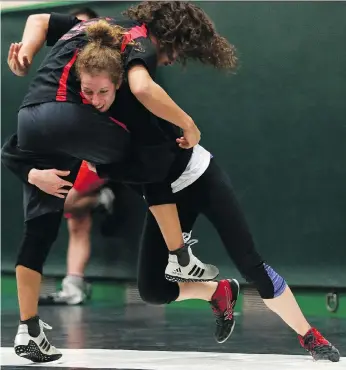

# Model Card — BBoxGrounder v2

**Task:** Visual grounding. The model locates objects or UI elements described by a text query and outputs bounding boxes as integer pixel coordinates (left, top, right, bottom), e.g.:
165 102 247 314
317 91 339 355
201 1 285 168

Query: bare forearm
128 65 195 130
135 81 194 130
128 65 200 147
19 14 50 61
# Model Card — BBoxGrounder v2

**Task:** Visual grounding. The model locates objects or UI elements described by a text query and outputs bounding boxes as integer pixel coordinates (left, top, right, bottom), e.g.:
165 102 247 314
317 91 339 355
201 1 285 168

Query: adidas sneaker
14 318 62 363
165 231 219 282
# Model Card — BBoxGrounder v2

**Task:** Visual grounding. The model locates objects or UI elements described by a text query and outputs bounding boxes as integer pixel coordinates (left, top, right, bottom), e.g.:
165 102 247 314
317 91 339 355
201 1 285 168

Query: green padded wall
1 2 346 286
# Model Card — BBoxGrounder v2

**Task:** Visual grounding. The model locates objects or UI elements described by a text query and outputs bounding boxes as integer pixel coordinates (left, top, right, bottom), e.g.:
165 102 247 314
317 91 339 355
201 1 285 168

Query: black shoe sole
15 341 62 363
312 347 340 362
217 319 236 344
165 273 219 283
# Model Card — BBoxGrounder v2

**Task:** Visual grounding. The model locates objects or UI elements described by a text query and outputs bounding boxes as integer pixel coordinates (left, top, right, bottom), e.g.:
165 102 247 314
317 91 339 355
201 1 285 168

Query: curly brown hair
123 1 237 70
75 20 125 84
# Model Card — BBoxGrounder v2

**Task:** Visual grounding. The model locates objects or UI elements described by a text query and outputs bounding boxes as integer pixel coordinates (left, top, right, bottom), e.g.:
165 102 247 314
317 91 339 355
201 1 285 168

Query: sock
20 315 40 337
169 244 190 267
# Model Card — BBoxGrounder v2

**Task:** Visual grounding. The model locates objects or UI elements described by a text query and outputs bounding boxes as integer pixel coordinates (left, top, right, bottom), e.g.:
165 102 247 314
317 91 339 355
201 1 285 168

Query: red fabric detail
299 328 330 349
109 117 130 132
121 24 148 52
73 161 105 193
56 50 79 102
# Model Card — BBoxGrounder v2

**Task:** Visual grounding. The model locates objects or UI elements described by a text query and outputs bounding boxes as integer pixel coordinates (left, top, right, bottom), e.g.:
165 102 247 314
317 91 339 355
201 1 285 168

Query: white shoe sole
165 272 219 283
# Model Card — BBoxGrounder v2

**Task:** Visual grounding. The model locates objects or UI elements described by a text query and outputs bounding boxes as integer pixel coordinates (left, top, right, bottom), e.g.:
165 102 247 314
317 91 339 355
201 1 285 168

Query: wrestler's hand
28 169 73 198
176 124 201 149
8 42 31 77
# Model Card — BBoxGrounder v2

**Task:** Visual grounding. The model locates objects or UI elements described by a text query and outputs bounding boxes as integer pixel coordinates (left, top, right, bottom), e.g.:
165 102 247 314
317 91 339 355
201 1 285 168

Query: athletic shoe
298 327 340 362
38 276 92 306
165 231 219 282
97 187 115 214
14 318 61 363
210 279 240 343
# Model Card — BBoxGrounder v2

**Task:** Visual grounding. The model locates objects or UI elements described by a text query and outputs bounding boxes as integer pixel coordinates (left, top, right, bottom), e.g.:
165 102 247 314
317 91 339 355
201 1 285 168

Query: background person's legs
39 214 93 306
39 162 106 306
66 215 92 288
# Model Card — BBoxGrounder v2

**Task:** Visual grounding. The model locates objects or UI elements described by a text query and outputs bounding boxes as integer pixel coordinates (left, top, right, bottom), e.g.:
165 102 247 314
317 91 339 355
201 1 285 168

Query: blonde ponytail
75 20 125 84
86 19 124 48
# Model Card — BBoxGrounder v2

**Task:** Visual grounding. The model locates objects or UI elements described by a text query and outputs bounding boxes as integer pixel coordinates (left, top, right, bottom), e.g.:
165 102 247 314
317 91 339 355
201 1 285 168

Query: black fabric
14 101 131 220
244 263 276 299
138 159 265 305
18 103 131 164
96 142 189 185
2 102 189 220
16 211 63 273
124 34 158 79
2 132 81 221
1 134 35 183
142 181 176 206
46 12 80 47
20 316 40 337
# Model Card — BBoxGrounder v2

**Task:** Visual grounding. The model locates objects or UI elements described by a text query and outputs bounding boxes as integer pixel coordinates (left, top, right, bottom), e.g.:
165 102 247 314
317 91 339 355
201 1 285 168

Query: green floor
1 274 345 318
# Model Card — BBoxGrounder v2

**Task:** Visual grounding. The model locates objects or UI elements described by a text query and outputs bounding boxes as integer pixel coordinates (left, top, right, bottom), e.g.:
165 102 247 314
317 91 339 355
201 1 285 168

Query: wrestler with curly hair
124 1 237 69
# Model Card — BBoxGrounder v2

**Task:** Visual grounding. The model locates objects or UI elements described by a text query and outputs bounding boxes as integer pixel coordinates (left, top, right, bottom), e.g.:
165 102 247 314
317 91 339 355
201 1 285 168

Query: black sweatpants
17 212 64 274
15 102 130 221
138 159 264 304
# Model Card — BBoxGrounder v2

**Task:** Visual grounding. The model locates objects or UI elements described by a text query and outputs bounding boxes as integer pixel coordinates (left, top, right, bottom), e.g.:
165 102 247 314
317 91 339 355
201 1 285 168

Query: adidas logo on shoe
188 265 205 278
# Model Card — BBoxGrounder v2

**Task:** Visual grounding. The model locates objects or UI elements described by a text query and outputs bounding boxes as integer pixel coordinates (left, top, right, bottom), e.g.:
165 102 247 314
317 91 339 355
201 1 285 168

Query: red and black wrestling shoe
210 279 240 344
299 327 340 362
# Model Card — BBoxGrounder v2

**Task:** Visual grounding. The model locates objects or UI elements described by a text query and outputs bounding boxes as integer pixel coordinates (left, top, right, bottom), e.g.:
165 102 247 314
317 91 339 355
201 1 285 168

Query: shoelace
211 300 234 324
38 320 58 351
210 296 225 324
304 329 329 350
211 302 224 326
39 320 52 331
182 230 198 247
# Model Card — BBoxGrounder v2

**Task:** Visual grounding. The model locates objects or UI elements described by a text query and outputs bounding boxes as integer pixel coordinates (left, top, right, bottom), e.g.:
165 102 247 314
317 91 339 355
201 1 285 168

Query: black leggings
16 211 63 274
138 159 268 304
